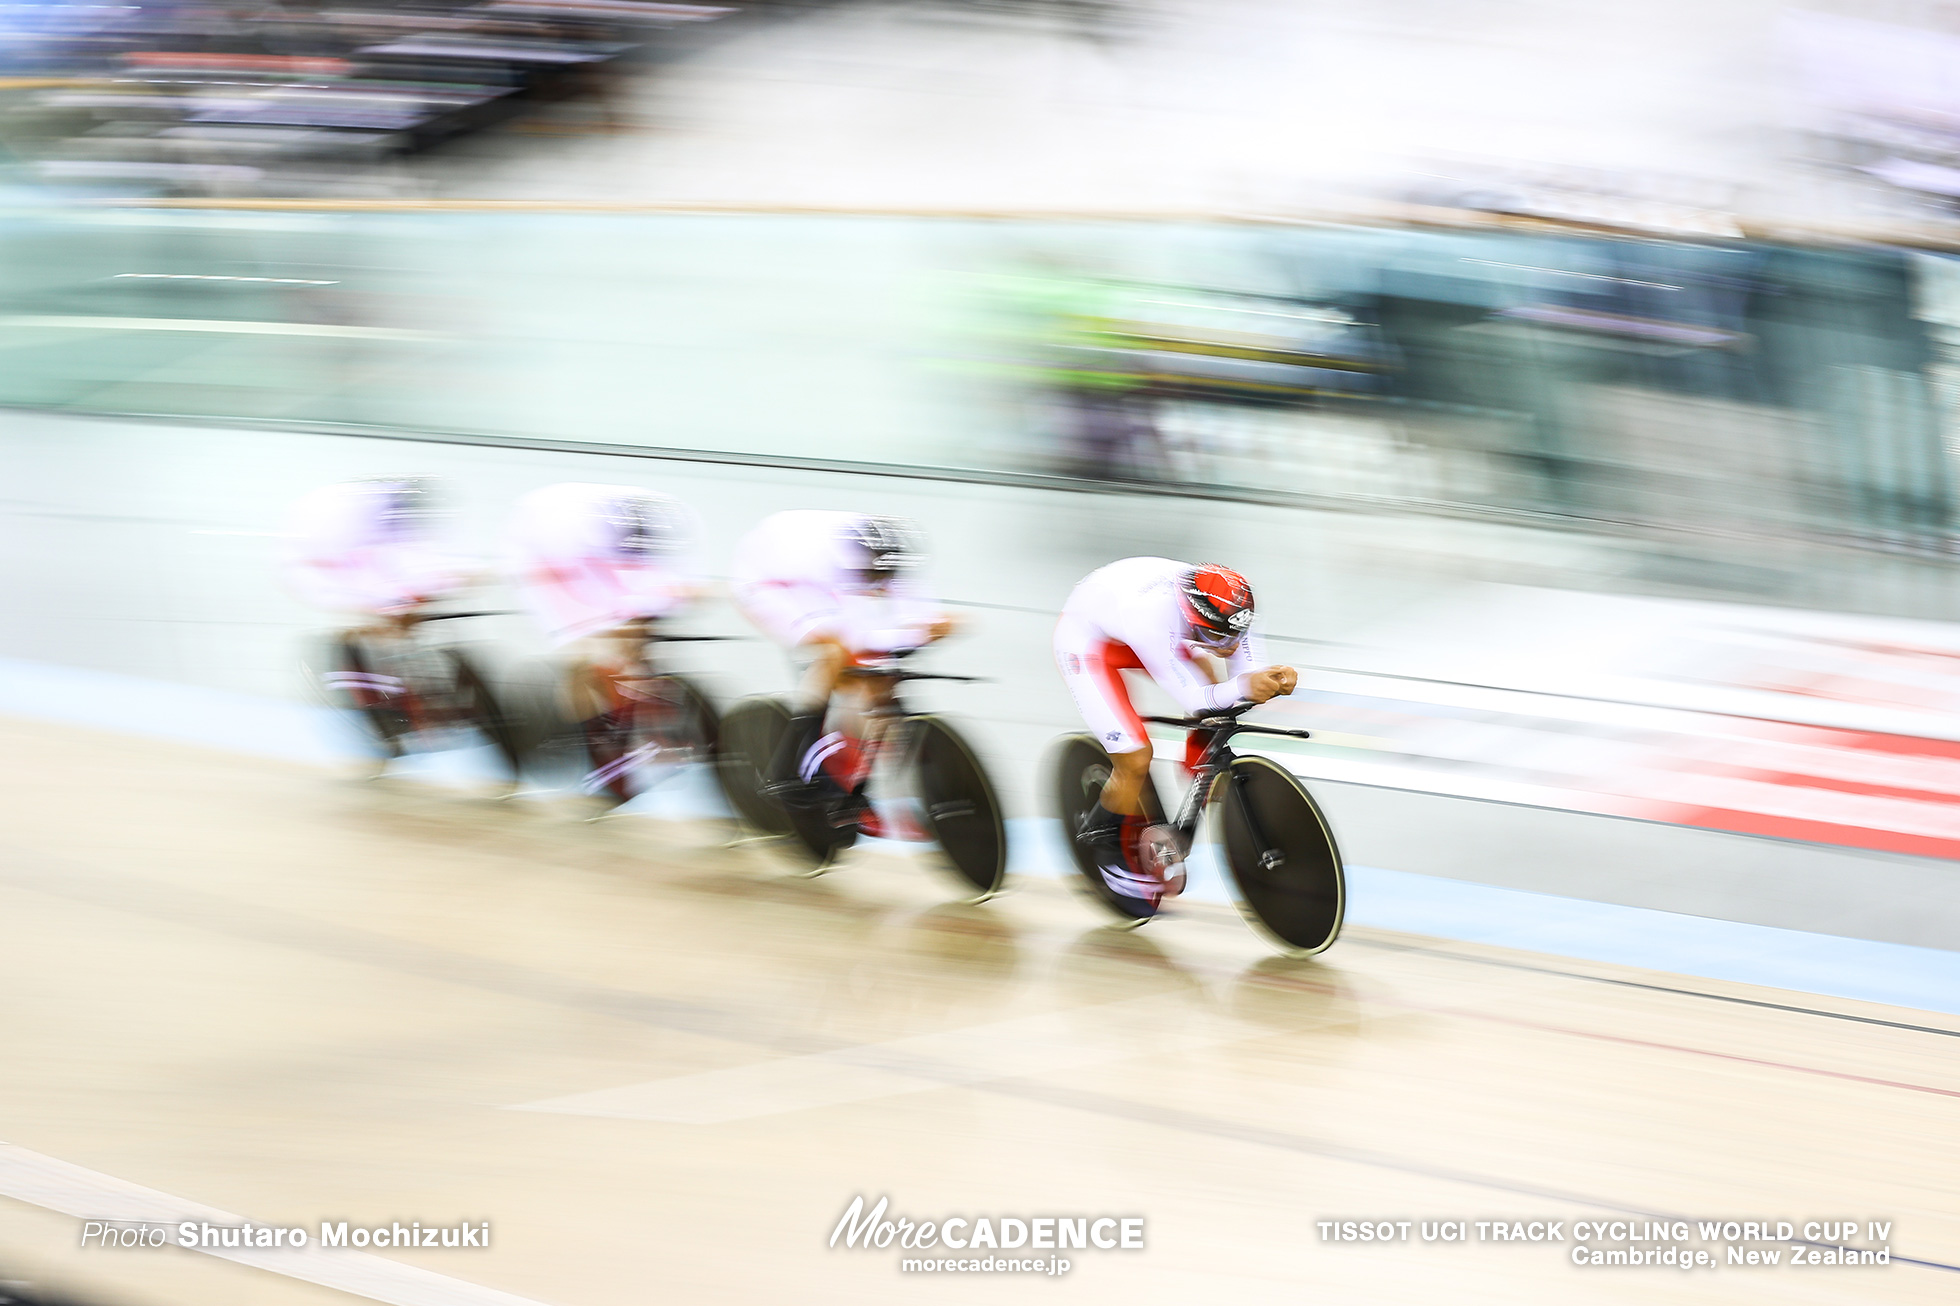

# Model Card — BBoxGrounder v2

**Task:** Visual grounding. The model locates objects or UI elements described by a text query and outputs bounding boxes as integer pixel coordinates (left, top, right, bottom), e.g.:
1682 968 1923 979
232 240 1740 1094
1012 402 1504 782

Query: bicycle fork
1230 767 1286 872
1183 745 1286 873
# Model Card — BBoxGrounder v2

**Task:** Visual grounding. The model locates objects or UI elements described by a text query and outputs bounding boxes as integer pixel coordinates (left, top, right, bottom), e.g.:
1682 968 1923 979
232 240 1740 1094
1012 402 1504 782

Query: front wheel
909 715 1007 900
1212 755 1345 955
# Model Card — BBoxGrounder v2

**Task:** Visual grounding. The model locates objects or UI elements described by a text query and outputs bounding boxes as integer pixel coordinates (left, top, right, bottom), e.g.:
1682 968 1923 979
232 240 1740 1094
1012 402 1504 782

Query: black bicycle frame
1142 704 1312 869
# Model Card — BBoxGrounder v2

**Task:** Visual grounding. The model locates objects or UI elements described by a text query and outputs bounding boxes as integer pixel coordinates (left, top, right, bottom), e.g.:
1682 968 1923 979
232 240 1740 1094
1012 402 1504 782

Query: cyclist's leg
565 628 648 802
736 581 851 805
1055 626 1154 875
761 636 845 800
1059 634 1151 807
334 618 417 743
562 642 606 723
771 658 879 825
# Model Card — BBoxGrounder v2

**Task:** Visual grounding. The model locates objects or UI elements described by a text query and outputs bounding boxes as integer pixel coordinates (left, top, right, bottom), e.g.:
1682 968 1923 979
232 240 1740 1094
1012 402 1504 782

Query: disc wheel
783 793 859 872
910 715 1008 900
445 648 525 780
613 671 721 800
1212 755 1345 954
715 696 795 836
1047 733 1164 923
318 632 411 759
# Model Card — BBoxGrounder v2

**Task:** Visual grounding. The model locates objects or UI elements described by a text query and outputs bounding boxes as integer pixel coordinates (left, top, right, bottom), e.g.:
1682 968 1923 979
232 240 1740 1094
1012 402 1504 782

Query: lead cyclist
1054 557 1298 914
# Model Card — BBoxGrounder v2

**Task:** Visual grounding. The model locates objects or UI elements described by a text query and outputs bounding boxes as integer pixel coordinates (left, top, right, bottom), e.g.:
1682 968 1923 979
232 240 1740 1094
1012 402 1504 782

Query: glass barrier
1 203 1954 553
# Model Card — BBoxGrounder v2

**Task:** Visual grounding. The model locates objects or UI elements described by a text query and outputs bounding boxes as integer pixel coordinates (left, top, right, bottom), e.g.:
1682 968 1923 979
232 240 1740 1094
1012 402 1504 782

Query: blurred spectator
0 0 731 196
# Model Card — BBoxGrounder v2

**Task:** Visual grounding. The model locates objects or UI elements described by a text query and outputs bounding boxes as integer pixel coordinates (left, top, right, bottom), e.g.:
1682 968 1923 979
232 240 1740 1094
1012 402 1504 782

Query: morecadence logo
829 1195 1144 1275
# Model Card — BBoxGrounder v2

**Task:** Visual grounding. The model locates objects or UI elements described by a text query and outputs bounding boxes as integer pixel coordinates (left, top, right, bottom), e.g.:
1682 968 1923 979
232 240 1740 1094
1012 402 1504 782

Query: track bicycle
313 610 523 779
1051 701 1345 954
717 655 1008 899
558 625 728 808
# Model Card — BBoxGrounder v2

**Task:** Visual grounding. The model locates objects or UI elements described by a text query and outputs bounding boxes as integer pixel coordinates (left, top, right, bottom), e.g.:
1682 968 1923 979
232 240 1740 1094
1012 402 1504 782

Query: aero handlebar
412 612 747 643
1143 702 1312 740
843 664 987 684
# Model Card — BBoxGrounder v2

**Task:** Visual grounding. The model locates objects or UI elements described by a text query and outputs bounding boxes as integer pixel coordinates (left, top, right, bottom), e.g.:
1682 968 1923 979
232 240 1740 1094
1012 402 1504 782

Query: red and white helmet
1179 564 1254 648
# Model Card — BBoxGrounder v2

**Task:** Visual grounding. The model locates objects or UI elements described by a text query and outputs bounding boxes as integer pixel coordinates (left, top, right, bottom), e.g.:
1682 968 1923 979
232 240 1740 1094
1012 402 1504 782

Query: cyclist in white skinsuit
1054 556 1297 910
281 477 471 715
730 510 953 810
508 482 702 643
282 477 465 619
506 481 704 745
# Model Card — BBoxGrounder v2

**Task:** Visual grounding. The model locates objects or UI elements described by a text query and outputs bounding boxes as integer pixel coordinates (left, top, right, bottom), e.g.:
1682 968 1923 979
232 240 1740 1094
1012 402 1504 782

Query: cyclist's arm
291 547 432 616
856 578 949 652
525 556 618 617
1224 629 1269 679
1131 631 1246 716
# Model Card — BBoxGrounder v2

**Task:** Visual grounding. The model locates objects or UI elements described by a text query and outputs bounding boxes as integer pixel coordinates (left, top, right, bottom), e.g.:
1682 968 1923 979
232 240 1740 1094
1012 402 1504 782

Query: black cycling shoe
1075 801 1123 850
1076 805 1159 920
1094 855 1162 920
765 713 834 813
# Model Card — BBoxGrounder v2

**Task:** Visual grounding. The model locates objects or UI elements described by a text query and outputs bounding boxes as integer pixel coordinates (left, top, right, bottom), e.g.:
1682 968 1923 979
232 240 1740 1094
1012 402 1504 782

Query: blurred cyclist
506 482 704 790
730 510 954 817
282 476 464 620
1055 557 1297 912
281 477 472 761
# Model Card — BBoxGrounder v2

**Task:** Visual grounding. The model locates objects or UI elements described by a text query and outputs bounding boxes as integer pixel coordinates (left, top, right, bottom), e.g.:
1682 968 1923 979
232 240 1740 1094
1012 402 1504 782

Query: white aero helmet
840 514 923 582
349 476 439 543
603 489 690 559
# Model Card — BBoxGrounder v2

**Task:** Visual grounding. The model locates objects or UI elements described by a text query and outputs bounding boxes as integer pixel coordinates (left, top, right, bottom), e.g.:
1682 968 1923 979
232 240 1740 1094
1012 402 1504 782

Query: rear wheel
910 715 1007 899
782 792 859 871
446 648 525 780
1047 734 1164 923
317 632 412 758
585 672 720 803
715 696 795 836
1213 755 1345 954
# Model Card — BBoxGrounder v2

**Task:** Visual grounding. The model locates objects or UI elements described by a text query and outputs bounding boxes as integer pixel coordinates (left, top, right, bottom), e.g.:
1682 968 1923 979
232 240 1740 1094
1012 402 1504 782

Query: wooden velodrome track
0 712 1954 1305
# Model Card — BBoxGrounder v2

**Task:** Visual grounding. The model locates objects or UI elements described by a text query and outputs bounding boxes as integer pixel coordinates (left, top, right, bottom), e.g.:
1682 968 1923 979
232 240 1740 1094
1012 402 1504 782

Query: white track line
0 1142 554 1306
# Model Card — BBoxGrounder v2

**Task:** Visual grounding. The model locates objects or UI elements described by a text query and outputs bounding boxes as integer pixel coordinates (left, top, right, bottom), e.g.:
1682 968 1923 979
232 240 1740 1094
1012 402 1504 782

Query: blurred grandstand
5 0 1960 595
0 0 732 196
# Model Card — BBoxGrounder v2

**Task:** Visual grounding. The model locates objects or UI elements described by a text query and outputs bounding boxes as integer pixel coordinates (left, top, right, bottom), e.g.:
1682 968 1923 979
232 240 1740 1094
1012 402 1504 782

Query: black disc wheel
1047 733 1163 924
445 648 526 780
715 696 795 837
782 792 859 872
1213 755 1345 954
583 672 721 804
318 632 412 758
910 715 1008 900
